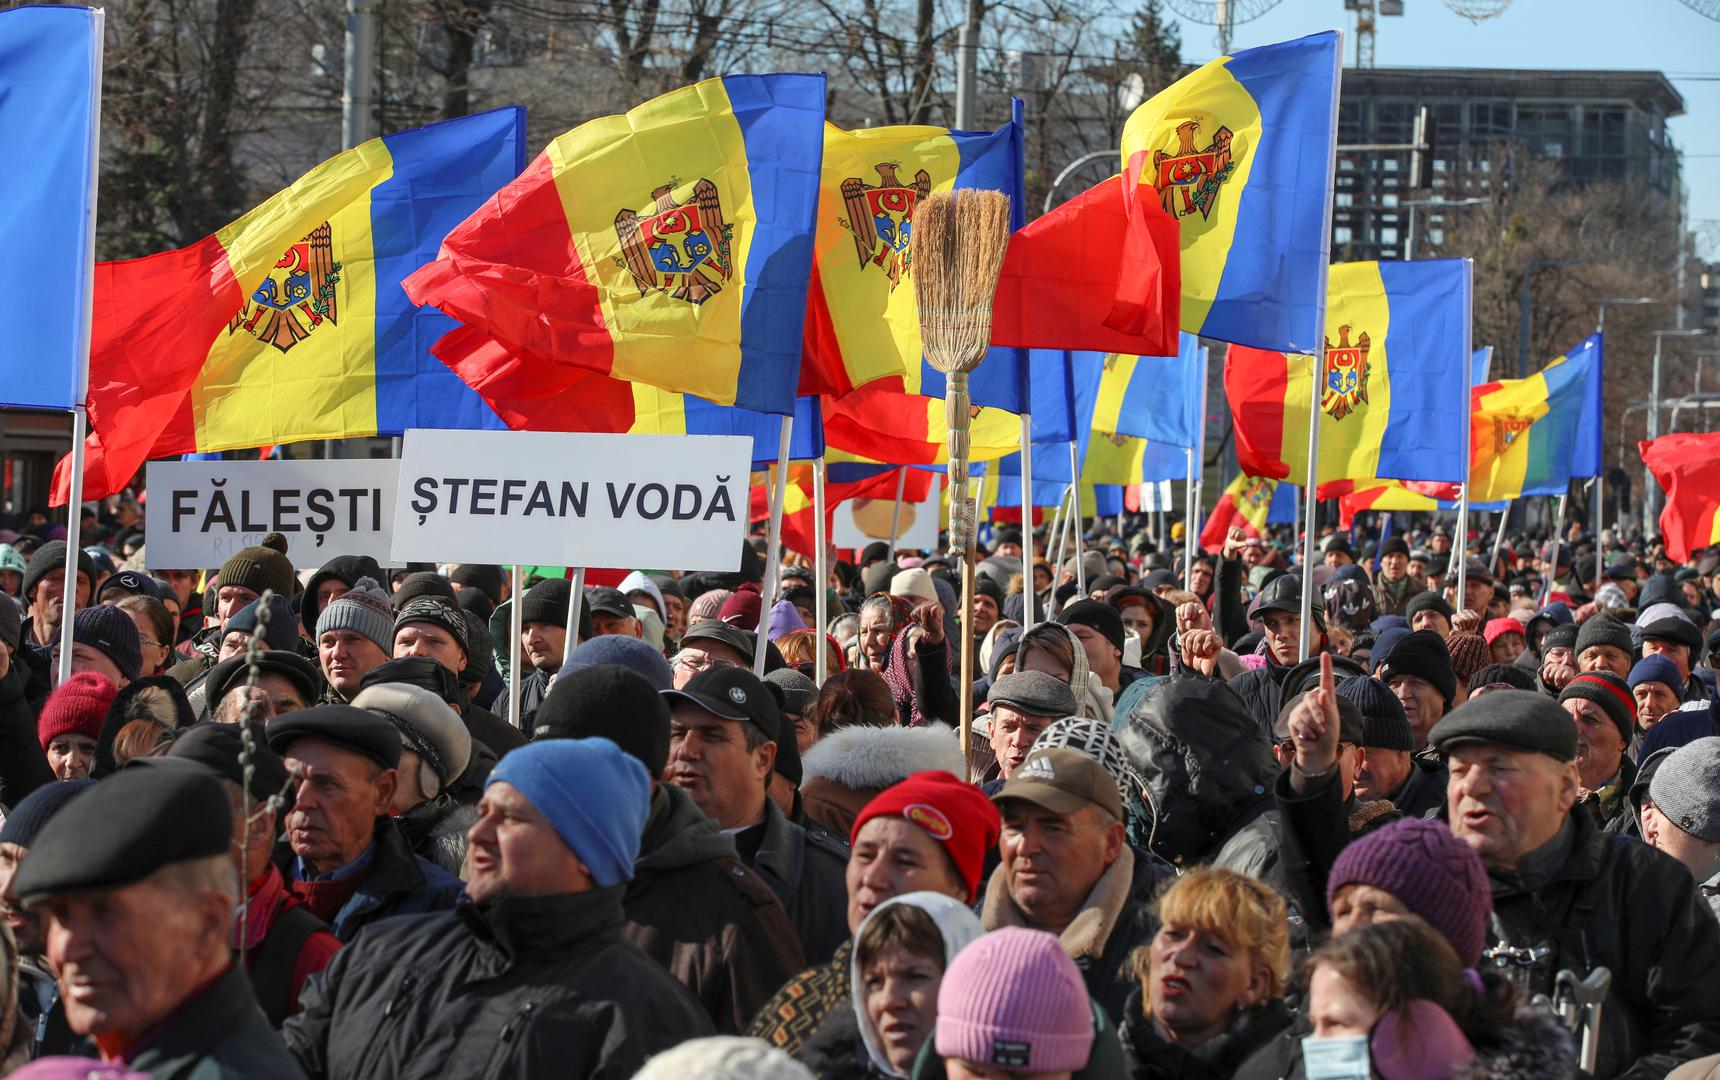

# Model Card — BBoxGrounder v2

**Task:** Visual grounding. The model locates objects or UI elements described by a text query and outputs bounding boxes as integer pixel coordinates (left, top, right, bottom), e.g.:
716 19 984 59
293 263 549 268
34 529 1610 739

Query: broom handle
945 370 973 553
959 542 976 782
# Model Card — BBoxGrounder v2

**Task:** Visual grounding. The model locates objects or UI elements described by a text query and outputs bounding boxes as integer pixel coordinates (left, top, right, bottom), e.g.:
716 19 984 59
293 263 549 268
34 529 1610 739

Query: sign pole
508 563 524 729
754 415 794 677
886 469 908 552
1541 492 1568 605
564 566 586 664
55 408 87 685
1067 442 1085 597
813 455 828 685
1018 415 1035 629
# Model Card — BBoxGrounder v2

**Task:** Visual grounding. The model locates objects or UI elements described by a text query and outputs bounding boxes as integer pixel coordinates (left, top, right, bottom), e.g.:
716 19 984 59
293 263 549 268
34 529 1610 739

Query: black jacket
1485 812 1720 1080
300 555 384 637
1121 988 1292 1080
283 888 714 1080
461 700 527 758
748 796 850 967
1272 766 1400 937
128 962 306 1079
312 816 465 942
1084 853 1173 1027
1386 754 1448 820
0 661 52 809
625 783 805 1034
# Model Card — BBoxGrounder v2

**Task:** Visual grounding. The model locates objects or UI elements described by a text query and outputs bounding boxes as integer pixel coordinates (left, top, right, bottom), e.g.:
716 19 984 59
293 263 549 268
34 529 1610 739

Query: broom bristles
914 189 1012 376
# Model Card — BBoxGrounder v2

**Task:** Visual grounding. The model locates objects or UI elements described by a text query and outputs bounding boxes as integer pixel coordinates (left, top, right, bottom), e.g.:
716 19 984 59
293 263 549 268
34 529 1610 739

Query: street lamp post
1644 328 1708 529
1596 297 1658 334
1403 197 1488 260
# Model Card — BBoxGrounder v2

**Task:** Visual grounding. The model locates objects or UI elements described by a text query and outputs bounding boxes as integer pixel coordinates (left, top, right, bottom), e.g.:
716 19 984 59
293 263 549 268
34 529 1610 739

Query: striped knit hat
316 577 396 653
1558 670 1635 743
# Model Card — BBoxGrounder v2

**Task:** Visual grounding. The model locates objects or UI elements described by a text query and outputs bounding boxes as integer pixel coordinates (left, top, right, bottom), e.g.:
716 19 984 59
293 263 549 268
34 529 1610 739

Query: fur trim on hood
801 722 965 790
1456 1008 1575 1080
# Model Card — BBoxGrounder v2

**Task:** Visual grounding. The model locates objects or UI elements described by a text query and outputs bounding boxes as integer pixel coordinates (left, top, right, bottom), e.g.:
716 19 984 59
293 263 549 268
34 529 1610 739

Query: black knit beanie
1376 629 1458 707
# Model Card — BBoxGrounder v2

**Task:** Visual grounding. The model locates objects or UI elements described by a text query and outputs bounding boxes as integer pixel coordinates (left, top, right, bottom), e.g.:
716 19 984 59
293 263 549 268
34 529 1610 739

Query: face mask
1301 1034 1371 1080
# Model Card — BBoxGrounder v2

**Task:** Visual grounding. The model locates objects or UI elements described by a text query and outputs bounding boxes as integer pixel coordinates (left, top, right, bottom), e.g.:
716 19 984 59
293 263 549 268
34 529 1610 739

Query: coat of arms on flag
839 162 930 289
614 179 733 304
1321 325 1372 421
229 223 341 353
1149 119 1236 223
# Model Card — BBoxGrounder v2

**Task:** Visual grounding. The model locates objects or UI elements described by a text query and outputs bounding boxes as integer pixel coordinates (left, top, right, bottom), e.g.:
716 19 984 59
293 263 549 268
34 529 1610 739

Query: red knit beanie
852 771 1001 902
38 672 118 749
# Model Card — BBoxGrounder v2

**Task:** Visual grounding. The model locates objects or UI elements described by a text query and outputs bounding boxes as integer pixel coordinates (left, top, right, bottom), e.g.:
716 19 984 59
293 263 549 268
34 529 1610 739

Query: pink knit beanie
934 927 1092 1073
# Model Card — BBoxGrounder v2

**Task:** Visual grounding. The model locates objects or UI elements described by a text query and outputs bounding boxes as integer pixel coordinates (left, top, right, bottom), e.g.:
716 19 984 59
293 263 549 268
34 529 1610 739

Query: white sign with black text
146 459 400 570
390 429 750 571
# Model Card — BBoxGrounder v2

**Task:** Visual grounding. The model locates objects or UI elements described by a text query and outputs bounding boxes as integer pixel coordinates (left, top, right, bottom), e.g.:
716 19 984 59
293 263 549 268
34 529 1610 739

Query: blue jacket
325 816 465 942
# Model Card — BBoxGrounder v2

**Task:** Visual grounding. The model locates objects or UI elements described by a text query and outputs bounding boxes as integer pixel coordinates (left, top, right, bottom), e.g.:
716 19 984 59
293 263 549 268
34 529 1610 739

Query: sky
1162 0 1720 257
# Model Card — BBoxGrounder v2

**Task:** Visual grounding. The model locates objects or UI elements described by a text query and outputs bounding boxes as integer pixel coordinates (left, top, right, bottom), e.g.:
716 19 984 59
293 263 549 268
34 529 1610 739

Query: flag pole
1067 441 1086 596
886 468 908 551
1453 261 1475 616
754 414 794 678
508 563 524 729
813 455 828 685
1488 501 1510 576
1047 484 1074 590
1018 414 1035 629
1184 451 1197 584
564 566 586 664
1541 492 1568 605
1184 345 1209 587
56 409 87 686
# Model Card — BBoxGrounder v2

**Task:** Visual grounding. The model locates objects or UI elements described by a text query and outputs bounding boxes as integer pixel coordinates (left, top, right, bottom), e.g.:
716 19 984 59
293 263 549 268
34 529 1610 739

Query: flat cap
679 619 757 665
11 767 231 901
204 650 324 715
267 704 402 770
165 721 289 805
1640 617 1703 656
988 670 1079 720
1427 690 1577 762
351 682 472 792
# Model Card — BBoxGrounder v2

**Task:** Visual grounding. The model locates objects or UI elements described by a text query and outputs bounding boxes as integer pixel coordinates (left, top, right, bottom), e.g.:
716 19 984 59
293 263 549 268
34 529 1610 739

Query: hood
633 782 740 874
1523 601 1573 654
618 571 665 619
801 722 965 791
850 891 985 1079
1116 678 1277 866
1138 593 1176 664
1017 622 1113 724
983 623 1024 680
301 554 385 636
1637 572 1683 612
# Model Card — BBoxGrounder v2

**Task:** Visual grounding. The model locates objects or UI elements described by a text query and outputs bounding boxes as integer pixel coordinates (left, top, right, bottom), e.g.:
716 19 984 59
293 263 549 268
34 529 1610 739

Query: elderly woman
1014 622 1112 723
1121 868 1292 1079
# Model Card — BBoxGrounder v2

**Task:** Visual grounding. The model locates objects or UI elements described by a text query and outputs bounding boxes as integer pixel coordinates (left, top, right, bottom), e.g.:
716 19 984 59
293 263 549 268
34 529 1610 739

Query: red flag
990 174 1181 356
1640 432 1720 563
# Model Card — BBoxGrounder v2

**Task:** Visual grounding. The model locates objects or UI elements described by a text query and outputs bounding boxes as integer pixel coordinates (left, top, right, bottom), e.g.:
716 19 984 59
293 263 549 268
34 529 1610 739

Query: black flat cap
267 704 402 769
586 586 635 619
204 651 324 714
12 767 231 901
989 670 1079 719
1641 617 1703 655
165 721 289 804
360 656 461 705
679 619 757 665
1275 690 1364 745
1427 690 1577 762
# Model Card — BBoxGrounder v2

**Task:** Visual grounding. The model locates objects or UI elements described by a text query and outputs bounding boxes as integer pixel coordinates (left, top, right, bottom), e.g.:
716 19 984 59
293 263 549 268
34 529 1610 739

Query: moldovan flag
1469 334 1602 501
405 74 827 417
0 5 100 411
1086 333 1204 447
1121 31 1340 353
1200 473 1279 553
822 385 1023 466
53 109 526 502
1640 432 1720 563
804 111 1028 407
1226 259 1471 487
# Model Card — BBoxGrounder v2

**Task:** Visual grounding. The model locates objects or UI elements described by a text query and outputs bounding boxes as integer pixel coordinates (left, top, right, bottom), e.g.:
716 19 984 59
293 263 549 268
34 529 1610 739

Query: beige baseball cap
994 746 1122 821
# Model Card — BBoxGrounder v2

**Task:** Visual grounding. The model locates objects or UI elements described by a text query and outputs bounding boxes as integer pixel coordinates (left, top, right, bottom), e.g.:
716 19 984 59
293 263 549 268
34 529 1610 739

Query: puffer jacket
1121 987 1292 1080
1116 678 1282 878
283 888 714 1080
625 782 805 1034
1484 812 1720 1080
800 722 966 839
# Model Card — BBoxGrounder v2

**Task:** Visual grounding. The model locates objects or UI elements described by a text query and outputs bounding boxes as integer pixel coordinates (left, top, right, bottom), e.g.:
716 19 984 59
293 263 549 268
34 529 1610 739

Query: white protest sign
833 481 940 552
391 430 750 571
146 459 399 570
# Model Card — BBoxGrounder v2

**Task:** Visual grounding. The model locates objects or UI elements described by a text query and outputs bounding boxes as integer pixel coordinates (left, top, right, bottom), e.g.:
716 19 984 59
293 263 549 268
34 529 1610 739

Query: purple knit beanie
1326 818 1492 966
934 927 1092 1073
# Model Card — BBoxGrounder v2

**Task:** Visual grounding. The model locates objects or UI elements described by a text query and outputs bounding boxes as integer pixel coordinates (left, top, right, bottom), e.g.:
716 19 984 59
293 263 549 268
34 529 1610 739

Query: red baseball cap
851 771 1001 901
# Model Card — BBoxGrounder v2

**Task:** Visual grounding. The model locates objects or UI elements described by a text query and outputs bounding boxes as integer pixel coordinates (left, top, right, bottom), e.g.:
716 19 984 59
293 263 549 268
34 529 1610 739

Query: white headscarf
849 891 986 1079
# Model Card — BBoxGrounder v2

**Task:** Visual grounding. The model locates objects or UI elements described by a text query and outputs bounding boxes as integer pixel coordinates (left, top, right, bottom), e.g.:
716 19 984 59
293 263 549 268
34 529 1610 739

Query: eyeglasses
672 652 741 675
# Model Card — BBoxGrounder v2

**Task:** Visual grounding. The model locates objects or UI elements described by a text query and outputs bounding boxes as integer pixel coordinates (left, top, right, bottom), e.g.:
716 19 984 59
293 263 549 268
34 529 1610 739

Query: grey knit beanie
316 577 396 654
1648 737 1720 843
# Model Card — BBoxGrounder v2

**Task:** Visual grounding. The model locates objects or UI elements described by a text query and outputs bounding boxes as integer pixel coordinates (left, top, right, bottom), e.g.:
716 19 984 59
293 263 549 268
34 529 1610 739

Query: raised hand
1287 651 1341 778
1182 629 1223 677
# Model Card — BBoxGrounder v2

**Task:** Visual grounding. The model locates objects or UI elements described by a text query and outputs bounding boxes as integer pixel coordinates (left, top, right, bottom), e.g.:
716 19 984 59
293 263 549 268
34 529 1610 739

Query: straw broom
913 188 1012 780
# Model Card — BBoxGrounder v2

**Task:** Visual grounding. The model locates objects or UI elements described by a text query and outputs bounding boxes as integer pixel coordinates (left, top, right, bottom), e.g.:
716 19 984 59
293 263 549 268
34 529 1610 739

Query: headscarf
849 892 985 1079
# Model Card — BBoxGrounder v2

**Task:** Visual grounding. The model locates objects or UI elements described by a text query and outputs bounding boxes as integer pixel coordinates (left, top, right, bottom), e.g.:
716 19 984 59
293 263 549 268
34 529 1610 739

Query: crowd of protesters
0 496 1718 1080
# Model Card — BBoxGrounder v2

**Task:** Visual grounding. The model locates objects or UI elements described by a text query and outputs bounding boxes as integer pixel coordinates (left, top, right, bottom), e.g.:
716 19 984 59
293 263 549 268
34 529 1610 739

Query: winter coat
1485 811 1720 1080
1234 1004 1576 1080
1120 988 1292 1080
1581 753 1640 837
800 1007 887 1080
799 722 967 839
0 661 52 809
300 555 384 637
1116 677 1283 878
980 845 1169 1026
1387 754 1449 820
749 796 851 966
283 888 714 1080
1213 556 1252 648
1272 766 1402 935
298 816 465 942
1372 571 1429 618
747 939 852 1057
625 783 805 1034
395 795 477 877
128 962 307 1079
461 699 527 758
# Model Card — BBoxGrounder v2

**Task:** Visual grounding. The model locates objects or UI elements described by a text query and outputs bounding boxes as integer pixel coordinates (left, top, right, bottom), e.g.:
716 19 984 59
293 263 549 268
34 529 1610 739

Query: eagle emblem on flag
1240 477 1274 508
615 179 734 304
1321 325 1372 421
1493 415 1535 454
229 223 341 353
1150 119 1236 223
839 162 932 289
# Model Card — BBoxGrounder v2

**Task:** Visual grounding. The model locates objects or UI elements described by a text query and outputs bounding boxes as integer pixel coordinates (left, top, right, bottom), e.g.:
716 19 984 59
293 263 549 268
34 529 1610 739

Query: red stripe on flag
1224 345 1293 480
429 324 636 433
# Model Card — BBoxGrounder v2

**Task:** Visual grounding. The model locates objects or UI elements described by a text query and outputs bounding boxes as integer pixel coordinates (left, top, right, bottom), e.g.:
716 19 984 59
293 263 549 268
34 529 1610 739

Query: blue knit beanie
487 738 648 888
559 634 674 691
1629 654 1684 695
225 594 299 653
0 779 95 846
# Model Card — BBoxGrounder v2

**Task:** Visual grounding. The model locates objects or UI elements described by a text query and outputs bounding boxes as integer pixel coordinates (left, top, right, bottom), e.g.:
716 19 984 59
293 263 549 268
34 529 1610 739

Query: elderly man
351 681 474 875
587 586 643 638
1631 655 1685 731
1338 675 1446 819
1557 671 1638 834
163 723 342 1026
206 650 322 725
1442 559 1496 618
1575 614 1637 679
393 594 524 756
750 771 1000 1055
981 745 1166 1024
282 738 713 1078
315 577 395 702
267 705 463 941
670 620 756 689
1640 738 1720 924
12 767 305 1075
1375 630 1457 751
0 780 93 1057
533 663 803 1034
1640 617 1712 703
1372 537 1426 617
663 667 848 965
983 670 1078 792
1429 691 1720 1079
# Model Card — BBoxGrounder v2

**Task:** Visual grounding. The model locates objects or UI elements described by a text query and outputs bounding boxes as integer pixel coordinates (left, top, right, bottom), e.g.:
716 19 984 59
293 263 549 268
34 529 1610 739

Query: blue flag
0 6 100 410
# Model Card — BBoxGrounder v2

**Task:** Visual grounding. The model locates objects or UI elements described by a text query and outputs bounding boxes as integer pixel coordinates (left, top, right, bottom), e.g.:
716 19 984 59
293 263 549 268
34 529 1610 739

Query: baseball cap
661 666 781 741
994 746 1122 821
587 587 635 619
